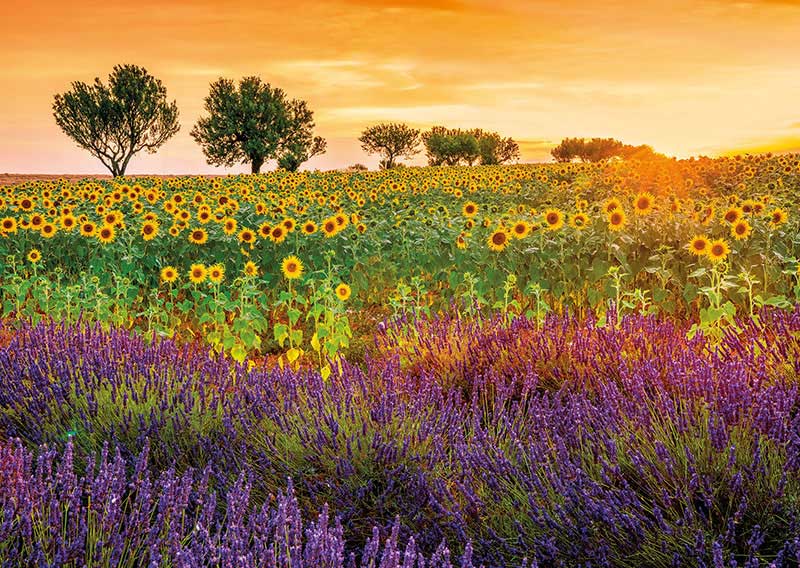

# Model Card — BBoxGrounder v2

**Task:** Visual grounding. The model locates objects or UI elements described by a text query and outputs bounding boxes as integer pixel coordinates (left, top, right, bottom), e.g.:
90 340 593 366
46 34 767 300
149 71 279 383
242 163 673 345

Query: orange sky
1 0 800 173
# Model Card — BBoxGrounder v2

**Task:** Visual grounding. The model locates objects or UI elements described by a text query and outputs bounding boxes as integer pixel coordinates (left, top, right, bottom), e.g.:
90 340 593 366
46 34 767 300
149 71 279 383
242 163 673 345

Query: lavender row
2 311 800 565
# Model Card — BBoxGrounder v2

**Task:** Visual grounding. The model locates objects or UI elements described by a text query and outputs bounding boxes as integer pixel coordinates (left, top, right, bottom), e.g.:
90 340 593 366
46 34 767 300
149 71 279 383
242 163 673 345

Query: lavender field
2 309 800 566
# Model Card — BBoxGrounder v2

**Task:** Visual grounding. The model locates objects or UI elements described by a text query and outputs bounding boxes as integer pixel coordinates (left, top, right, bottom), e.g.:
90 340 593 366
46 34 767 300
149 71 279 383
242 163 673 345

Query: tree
495 137 521 164
476 131 520 165
551 137 584 162
52 64 179 177
192 77 288 174
192 77 325 174
275 99 327 172
359 123 420 169
423 127 518 166
550 137 662 162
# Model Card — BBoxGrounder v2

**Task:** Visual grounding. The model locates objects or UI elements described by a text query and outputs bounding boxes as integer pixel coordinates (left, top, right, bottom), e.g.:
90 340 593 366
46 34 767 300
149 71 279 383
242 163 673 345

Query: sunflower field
2 154 800 566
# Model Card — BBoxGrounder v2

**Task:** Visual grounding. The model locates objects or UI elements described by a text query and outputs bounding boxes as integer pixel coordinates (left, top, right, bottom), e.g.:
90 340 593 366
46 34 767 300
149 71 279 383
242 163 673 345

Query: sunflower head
98 225 116 244
731 219 752 240
281 255 304 280
569 213 589 230
208 264 225 284
189 263 207 284
335 283 352 301
189 228 208 245
769 208 788 227
487 228 510 252
607 209 626 231
707 239 730 263
688 235 710 256
543 209 564 231
511 221 531 239
160 266 179 284
243 261 259 277
633 192 655 215
141 221 158 241
27 249 41 263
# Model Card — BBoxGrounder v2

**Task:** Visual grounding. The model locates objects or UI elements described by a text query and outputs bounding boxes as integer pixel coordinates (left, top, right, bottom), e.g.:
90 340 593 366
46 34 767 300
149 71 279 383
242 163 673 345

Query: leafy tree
52 64 179 177
551 137 584 162
423 127 518 166
359 123 420 169
551 137 663 162
475 131 520 165
192 77 326 174
276 99 327 172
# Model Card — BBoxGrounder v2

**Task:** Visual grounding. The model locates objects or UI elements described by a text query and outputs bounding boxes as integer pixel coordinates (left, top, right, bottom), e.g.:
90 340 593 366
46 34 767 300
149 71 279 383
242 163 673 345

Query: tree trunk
251 157 264 174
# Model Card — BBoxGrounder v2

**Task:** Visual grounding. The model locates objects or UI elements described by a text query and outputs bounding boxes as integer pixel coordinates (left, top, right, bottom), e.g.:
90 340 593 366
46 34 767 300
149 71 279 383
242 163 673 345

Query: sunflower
27 248 41 263
302 221 317 235
40 223 57 238
543 209 564 231
511 220 531 239
1 217 18 234
81 221 97 237
18 197 34 212
688 235 710 256
208 264 225 284
730 219 752 240
569 213 589 230
462 201 478 217
722 207 742 225
222 217 238 235
456 233 468 249
769 208 788 227
633 192 655 215
487 228 510 252
189 263 207 284
270 225 287 244
238 228 256 245
707 239 730 263
243 261 259 277
188 228 208 245
335 283 352 301
607 209 627 231
603 198 621 213
160 266 179 284
141 221 159 241
281 255 304 280
322 218 338 238
97 225 116 244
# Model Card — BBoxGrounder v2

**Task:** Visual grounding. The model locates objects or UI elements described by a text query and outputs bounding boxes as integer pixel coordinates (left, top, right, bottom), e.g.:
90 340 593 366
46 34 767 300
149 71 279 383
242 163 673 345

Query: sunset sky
1 0 799 174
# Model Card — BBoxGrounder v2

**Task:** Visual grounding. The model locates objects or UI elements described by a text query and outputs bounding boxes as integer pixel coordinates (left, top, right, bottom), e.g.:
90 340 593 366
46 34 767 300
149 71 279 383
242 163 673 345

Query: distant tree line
52 64 662 176
550 137 664 163
357 124 520 169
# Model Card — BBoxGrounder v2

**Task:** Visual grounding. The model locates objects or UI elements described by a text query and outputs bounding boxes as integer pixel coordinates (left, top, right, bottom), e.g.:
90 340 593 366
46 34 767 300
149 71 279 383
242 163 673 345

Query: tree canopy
422 127 519 166
52 64 180 177
551 137 663 162
358 123 421 169
191 77 326 174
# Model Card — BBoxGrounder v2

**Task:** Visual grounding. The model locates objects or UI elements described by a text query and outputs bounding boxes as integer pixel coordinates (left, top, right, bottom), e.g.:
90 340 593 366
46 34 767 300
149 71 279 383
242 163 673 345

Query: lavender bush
2 310 800 566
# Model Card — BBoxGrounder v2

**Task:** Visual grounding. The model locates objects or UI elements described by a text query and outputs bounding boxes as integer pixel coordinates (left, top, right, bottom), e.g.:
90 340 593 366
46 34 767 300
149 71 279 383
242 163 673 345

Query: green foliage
422 126 519 166
551 137 663 163
192 77 325 174
52 64 180 177
358 123 421 168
